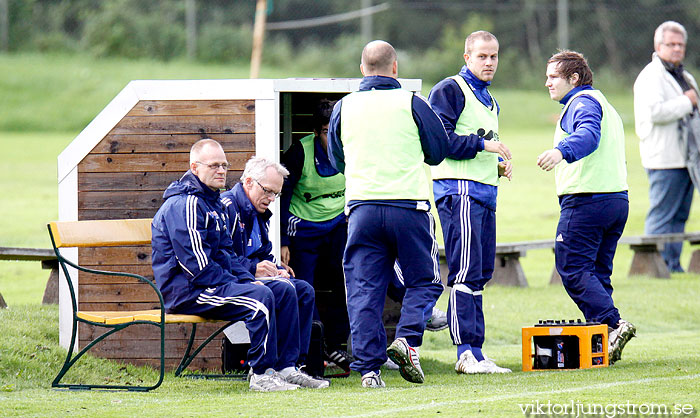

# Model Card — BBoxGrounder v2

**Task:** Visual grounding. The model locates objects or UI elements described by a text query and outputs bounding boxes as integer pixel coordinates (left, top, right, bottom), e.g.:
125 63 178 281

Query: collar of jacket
559 84 593 106
231 182 272 224
359 75 401 91
459 65 491 90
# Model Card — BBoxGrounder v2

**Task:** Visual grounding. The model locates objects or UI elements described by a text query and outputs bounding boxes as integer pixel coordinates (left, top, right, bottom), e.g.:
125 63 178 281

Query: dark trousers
344 204 443 375
555 197 628 327
436 194 495 348
288 222 350 351
173 281 277 374
645 168 693 271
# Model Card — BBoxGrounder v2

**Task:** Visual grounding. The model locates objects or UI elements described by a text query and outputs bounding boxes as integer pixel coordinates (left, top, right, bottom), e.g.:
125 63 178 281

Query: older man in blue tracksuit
328 40 448 388
428 30 513 374
220 157 325 388
538 50 636 365
151 138 300 392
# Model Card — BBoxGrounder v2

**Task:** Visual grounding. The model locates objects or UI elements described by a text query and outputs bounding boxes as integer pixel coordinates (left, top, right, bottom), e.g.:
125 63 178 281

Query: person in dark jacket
279 99 354 373
220 156 325 388
327 40 448 388
151 139 325 391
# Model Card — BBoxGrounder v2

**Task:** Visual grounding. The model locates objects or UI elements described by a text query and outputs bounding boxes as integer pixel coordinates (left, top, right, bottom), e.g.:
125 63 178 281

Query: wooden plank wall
76 99 255 370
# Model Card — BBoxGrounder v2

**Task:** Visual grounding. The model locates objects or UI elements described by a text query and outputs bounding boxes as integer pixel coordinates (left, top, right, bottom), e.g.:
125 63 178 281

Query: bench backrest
49 219 152 248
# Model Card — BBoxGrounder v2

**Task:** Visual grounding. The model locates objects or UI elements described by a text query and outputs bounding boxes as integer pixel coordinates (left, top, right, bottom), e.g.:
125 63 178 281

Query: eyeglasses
196 161 229 170
255 179 281 198
662 42 686 49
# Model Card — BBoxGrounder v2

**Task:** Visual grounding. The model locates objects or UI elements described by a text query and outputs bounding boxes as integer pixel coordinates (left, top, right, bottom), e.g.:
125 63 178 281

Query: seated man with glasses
220 156 325 387
152 138 311 391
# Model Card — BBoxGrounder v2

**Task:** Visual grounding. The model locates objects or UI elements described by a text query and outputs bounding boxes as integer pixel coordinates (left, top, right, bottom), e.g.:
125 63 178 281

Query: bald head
360 40 398 77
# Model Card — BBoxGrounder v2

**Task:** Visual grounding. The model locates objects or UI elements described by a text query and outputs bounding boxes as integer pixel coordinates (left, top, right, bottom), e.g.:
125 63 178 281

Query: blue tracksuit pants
265 277 315 367
172 281 278 374
555 197 628 327
288 222 350 351
436 194 495 348
344 204 444 375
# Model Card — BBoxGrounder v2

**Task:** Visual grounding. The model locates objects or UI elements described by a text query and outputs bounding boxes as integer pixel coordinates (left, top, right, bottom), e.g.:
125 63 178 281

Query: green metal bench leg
53 319 165 391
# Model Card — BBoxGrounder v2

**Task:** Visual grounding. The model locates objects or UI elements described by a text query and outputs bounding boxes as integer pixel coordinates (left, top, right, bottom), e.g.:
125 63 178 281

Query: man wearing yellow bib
279 99 353 374
429 30 513 374
537 50 636 365
328 40 448 388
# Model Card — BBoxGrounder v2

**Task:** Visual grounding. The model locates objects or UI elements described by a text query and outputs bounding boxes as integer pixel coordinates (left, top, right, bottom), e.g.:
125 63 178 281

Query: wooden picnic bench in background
0 246 59 308
618 232 700 279
48 218 243 391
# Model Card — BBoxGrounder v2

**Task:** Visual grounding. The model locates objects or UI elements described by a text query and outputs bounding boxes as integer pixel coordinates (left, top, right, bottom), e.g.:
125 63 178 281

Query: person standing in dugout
279 99 354 374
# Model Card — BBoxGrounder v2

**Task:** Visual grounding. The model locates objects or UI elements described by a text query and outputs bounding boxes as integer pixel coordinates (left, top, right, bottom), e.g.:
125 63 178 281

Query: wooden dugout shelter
57 78 422 370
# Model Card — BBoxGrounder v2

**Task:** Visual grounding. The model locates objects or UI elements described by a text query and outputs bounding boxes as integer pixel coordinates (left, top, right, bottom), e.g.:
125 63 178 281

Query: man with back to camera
279 99 450 373
220 156 328 388
537 50 636 364
327 40 449 388
428 30 513 374
634 21 699 273
151 138 299 391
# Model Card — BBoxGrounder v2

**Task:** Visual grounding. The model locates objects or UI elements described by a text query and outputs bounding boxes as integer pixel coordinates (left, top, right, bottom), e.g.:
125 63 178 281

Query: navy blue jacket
327 76 448 211
220 183 276 276
556 85 603 163
151 171 255 312
556 85 628 208
428 66 502 210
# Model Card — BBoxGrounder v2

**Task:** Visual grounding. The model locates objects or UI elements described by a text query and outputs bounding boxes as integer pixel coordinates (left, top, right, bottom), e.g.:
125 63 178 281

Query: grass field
1 53 699 417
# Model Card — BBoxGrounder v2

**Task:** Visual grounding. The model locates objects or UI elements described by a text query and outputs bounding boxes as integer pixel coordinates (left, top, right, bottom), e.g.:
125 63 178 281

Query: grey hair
190 138 223 164
241 156 289 183
654 21 687 47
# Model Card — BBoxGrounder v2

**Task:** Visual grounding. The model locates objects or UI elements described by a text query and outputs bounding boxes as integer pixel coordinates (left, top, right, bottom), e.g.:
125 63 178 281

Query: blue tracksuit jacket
151 171 256 312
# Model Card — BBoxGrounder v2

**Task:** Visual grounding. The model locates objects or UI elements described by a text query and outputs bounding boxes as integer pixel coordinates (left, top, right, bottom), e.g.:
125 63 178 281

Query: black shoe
325 349 354 372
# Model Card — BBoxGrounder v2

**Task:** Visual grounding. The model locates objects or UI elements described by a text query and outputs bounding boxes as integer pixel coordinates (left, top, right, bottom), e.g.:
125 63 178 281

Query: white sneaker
608 319 636 365
426 307 449 331
283 368 330 389
455 351 511 374
481 356 512 373
249 368 299 392
386 337 424 383
361 370 385 388
383 357 400 370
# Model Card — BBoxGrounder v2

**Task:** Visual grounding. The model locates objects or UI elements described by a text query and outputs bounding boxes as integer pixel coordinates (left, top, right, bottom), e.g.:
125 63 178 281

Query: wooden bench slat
77 309 218 325
50 219 152 247
134 310 219 324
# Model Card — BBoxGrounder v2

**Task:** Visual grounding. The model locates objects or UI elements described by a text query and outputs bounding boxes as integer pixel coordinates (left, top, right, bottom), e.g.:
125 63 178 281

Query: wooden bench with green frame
48 218 245 391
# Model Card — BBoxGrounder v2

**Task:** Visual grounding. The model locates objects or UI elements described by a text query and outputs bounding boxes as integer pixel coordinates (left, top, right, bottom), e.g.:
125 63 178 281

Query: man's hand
280 246 290 265
685 89 698 107
255 260 280 277
498 160 513 180
537 148 564 171
280 262 294 278
483 140 512 160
